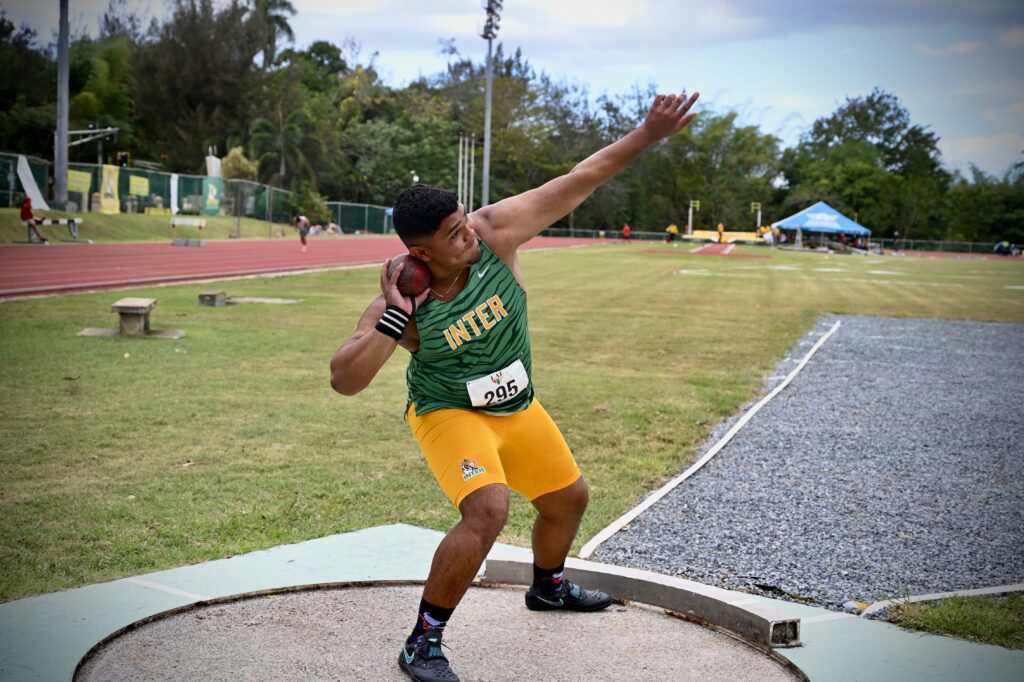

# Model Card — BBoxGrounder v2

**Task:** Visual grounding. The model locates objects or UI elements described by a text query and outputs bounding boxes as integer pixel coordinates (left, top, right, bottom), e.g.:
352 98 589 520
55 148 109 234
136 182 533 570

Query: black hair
392 184 459 246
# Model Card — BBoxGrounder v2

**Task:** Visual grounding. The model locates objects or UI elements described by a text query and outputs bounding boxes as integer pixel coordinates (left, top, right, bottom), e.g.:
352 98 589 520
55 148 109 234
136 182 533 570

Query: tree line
1 0 1021 242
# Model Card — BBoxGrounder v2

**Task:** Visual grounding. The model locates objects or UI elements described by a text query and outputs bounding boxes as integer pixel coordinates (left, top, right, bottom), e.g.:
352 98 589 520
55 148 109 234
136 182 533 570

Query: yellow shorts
406 399 581 508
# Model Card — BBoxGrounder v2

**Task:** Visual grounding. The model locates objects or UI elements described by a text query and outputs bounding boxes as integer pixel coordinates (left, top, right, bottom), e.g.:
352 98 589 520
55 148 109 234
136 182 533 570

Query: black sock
532 562 565 595
408 599 455 644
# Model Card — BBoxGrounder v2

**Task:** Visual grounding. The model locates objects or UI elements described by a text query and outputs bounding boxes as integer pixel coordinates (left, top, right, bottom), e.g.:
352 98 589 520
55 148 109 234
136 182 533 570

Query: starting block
171 218 207 246
112 297 157 336
198 291 227 307
77 297 185 339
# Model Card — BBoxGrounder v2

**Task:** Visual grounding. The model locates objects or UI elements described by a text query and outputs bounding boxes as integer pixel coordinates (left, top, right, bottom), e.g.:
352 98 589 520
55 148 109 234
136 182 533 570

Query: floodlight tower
480 0 502 207
54 0 70 207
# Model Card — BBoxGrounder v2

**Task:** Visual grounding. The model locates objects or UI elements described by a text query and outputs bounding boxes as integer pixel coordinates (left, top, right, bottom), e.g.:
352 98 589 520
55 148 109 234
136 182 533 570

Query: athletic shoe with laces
524 579 612 612
398 629 460 682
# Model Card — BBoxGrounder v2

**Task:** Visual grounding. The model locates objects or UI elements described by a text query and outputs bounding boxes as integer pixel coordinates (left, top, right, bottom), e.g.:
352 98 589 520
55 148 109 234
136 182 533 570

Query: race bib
466 359 529 407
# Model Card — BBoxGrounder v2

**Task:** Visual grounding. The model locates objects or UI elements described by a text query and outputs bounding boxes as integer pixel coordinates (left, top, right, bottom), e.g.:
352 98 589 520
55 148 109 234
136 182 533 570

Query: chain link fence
1 153 392 235
325 201 391 233
870 238 1006 254
15 151 1007 253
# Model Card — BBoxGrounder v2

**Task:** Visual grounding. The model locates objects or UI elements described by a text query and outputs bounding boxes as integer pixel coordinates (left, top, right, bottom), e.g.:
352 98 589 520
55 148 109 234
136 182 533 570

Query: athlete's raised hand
642 91 700 140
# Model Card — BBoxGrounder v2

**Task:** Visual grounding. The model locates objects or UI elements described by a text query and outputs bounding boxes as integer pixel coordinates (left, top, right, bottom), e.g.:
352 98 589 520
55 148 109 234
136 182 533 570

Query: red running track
0 236 597 299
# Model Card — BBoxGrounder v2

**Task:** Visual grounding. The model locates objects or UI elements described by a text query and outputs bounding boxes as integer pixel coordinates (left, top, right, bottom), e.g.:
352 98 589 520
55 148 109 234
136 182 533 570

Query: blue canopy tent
772 201 870 247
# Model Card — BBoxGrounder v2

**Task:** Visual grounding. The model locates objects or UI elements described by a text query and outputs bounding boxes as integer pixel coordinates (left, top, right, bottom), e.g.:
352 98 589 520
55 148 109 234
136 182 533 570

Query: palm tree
249 103 320 187
250 0 296 69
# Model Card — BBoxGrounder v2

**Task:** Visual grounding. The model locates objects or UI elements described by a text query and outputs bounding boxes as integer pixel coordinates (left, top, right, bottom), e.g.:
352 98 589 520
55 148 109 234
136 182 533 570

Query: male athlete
294 214 310 252
330 90 699 682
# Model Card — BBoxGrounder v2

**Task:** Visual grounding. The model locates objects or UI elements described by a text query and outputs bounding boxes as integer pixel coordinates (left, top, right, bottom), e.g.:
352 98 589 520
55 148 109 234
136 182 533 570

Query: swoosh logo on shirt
477 265 490 278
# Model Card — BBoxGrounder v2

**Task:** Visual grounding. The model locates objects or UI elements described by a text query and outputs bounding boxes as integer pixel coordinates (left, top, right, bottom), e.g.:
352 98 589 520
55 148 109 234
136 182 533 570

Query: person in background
294 215 311 252
622 223 631 242
665 223 679 244
20 196 48 244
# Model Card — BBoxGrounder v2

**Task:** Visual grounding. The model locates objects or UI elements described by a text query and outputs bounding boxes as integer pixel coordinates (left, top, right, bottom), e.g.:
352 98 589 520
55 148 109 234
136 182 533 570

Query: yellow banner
67 169 91 194
100 165 120 214
129 175 150 197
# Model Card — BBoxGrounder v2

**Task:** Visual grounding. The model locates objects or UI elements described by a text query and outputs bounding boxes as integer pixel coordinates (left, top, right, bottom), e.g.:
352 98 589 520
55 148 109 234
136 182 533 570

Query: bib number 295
483 379 519 405
466 359 529 408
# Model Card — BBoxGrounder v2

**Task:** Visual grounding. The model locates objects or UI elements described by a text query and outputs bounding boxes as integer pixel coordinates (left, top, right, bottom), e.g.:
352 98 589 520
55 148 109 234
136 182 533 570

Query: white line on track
578 319 843 559
123 577 211 601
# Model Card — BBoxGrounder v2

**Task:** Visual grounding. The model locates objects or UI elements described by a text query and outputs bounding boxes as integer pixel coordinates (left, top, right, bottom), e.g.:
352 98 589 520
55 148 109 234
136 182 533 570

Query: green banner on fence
201 177 222 216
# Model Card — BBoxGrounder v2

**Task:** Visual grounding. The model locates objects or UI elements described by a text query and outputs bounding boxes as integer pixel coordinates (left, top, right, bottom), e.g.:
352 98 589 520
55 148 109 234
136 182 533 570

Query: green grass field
2 243 1023 619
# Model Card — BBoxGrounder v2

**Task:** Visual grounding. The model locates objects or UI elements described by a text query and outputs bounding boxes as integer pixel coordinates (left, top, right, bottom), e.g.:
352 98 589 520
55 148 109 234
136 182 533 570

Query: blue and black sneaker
524 579 612 612
398 629 460 682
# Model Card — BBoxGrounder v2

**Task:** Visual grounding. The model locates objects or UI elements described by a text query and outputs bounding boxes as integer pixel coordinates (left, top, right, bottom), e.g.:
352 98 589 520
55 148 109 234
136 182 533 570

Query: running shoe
398 629 459 682
524 579 612 612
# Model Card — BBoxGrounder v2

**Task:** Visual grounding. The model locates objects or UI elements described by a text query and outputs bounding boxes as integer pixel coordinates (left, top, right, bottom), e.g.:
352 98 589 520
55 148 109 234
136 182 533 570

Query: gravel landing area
595 314 1024 611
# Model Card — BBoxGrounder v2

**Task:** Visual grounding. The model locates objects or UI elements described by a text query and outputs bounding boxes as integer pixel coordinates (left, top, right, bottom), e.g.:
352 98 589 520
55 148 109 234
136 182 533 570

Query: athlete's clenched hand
381 259 430 314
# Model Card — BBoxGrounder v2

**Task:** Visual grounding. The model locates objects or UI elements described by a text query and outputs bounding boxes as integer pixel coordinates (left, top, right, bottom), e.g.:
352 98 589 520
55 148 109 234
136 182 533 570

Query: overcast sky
7 0 1024 177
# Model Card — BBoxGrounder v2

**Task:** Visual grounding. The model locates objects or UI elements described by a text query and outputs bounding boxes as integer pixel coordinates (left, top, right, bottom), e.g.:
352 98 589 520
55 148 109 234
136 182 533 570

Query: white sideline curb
579 320 843 559
861 582 1024 617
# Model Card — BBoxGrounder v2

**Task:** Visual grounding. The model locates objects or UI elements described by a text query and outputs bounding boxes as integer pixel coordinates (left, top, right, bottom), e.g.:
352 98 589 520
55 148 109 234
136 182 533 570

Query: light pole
480 0 502 207
687 199 700 235
54 0 70 208
750 202 762 231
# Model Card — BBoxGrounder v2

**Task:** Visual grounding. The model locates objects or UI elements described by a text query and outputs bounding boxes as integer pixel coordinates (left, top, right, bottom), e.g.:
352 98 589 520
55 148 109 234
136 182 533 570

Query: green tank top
407 237 533 416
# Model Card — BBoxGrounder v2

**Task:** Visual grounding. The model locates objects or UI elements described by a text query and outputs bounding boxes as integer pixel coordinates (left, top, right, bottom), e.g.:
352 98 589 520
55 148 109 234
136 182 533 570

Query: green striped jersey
406 237 533 416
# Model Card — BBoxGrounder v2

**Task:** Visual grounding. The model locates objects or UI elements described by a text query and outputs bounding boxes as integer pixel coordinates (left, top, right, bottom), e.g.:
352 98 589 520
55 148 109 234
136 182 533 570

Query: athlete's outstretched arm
330 261 428 396
475 91 699 254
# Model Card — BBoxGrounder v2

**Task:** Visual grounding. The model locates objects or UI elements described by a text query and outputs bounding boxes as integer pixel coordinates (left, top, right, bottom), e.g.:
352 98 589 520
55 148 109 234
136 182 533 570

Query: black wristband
375 304 411 341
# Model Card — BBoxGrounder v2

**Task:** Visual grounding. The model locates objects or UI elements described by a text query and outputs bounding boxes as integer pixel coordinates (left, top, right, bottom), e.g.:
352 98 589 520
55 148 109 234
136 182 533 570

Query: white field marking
803 612 856 624
813 268 847 272
769 265 802 271
674 269 711 275
866 270 906 276
1007 285 1024 290
861 582 1024 618
578 319 843 559
833 278 964 288
723 244 735 254
124 577 211 601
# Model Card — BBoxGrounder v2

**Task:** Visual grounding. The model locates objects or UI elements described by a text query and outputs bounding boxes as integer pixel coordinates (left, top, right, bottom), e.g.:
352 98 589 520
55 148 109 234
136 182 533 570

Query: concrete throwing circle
76 584 801 681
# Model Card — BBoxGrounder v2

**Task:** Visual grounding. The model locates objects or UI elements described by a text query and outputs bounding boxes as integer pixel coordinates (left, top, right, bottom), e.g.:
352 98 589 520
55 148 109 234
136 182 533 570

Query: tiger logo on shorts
461 458 486 481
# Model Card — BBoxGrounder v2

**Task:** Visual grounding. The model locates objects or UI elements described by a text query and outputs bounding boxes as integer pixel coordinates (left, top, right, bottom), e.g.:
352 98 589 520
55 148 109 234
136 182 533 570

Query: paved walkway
0 524 1021 681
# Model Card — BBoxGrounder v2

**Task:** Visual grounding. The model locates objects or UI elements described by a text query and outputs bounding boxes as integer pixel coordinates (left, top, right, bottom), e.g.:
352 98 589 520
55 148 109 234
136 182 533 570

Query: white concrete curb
482 551 802 649
861 582 1024 617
